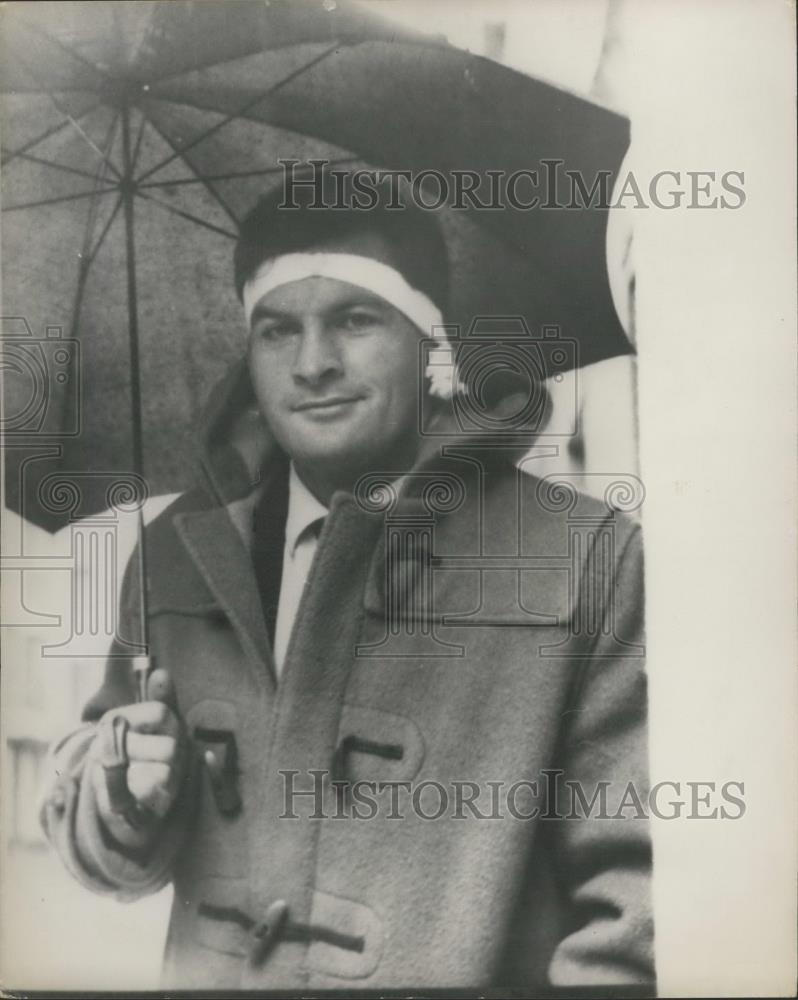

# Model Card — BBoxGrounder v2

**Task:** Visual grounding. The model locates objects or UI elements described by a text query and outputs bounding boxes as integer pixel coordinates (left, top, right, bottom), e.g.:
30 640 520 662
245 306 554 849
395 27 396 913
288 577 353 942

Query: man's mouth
292 395 364 413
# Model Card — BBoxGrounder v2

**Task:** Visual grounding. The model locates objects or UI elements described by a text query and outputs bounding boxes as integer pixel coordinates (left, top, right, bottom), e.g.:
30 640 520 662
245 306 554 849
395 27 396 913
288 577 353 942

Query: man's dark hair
233 171 449 316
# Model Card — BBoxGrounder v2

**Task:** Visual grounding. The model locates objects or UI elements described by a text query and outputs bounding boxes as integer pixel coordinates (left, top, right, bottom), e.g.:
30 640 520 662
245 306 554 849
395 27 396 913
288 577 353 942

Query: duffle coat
42 361 654 989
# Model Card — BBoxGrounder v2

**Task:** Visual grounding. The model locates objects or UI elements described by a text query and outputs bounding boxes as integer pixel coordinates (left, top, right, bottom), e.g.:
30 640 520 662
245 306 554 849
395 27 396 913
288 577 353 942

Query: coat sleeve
39 547 198 902
546 520 656 987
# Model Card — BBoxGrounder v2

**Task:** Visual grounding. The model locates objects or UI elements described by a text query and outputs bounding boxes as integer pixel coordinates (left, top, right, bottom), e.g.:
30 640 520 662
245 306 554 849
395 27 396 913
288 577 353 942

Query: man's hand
88 672 188 849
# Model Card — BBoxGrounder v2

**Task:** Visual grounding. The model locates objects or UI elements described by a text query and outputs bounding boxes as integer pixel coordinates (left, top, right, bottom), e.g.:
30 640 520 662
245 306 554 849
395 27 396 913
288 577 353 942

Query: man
41 179 654 989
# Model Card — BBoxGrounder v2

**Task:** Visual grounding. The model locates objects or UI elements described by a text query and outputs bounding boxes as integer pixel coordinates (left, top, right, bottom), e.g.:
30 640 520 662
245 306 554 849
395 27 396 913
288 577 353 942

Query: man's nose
292 321 342 385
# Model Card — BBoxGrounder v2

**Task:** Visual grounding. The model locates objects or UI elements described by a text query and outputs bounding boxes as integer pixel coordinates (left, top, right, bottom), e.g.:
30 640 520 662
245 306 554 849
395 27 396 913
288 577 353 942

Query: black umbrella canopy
1 0 630 531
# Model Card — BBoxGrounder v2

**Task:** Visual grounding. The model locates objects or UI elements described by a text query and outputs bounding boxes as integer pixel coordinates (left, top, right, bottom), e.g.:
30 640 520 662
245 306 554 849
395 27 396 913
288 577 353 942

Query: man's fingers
127 762 176 817
126 731 180 765
103 701 181 738
146 668 177 708
90 704 186 822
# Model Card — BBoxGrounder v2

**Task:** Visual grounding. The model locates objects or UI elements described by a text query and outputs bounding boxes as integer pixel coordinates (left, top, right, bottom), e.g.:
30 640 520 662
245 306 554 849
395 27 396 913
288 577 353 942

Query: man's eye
257 322 296 341
336 310 381 332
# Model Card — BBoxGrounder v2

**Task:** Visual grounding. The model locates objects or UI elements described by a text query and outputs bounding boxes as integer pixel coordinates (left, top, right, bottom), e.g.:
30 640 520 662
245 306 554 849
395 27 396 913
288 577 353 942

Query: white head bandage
242 252 455 398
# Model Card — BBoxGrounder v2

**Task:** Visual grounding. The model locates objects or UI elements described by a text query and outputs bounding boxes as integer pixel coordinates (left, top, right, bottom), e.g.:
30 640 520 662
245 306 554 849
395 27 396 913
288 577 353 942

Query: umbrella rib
12 50 123 180
68 116 122 327
86 194 124 267
0 100 102 165
78 111 122 263
130 110 148 171
137 158 359 189
125 31 356 89
10 151 118 183
133 188 238 239
59 121 125 495
135 40 341 185
10 26 122 179
49 92 123 180
3 189 116 212
137 108 240 228
142 92 357 165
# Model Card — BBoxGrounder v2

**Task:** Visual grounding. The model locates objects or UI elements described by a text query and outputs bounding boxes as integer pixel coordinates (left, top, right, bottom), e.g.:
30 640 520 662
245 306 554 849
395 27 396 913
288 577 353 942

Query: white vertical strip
620 0 797 994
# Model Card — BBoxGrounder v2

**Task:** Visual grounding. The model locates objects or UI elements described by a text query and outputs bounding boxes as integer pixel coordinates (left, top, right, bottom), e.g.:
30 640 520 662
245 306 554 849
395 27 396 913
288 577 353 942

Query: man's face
247 234 424 478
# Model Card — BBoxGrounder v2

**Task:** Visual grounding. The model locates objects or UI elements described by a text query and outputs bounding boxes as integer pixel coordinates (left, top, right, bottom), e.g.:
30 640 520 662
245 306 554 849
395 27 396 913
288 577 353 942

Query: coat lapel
174 504 277 692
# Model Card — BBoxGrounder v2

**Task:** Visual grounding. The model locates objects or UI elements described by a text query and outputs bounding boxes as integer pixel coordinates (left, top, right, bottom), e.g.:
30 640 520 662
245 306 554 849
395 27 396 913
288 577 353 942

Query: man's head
234 177 449 491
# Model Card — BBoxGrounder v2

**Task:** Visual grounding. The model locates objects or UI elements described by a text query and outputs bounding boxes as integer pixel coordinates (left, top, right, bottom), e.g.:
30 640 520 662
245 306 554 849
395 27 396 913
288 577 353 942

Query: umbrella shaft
121 106 149 644
121 105 145 480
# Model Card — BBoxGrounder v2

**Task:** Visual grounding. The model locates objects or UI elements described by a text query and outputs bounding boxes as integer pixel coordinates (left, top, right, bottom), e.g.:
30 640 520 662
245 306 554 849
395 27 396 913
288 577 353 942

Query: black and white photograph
0 1 795 995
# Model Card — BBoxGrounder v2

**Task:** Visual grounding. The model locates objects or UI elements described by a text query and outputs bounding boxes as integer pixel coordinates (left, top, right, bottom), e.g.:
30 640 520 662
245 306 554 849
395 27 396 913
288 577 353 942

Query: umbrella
1 0 631 533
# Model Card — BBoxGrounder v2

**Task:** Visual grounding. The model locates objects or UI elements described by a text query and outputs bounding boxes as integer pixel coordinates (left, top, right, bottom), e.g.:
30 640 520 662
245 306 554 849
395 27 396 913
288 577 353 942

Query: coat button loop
249 899 288 967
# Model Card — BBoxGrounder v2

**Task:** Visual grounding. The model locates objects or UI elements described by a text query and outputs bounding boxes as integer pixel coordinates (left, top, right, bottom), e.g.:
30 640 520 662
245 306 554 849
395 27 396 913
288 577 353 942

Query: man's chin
284 434 378 475
278 419 419 484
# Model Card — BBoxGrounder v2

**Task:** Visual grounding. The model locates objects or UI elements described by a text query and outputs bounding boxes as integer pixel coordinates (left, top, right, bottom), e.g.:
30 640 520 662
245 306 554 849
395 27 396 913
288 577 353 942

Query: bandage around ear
242 252 455 398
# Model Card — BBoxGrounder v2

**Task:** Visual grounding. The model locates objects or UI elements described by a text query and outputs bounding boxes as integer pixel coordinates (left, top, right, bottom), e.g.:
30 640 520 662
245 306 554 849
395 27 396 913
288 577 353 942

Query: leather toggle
331 733 404 788
249 899 289 967
198 898 366 967
194 726 242 817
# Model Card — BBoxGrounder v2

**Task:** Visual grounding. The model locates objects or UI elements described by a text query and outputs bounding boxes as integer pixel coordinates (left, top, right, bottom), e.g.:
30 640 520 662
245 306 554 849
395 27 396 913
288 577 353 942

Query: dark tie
251 465 289 651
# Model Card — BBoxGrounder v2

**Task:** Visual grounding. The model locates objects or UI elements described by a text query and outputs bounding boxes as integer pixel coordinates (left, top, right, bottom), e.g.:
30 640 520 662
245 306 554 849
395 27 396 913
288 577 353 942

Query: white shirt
272 464 328 676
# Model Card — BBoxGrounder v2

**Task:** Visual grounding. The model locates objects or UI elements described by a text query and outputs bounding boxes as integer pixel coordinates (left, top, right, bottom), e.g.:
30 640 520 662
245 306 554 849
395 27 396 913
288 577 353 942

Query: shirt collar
284 463 328 557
